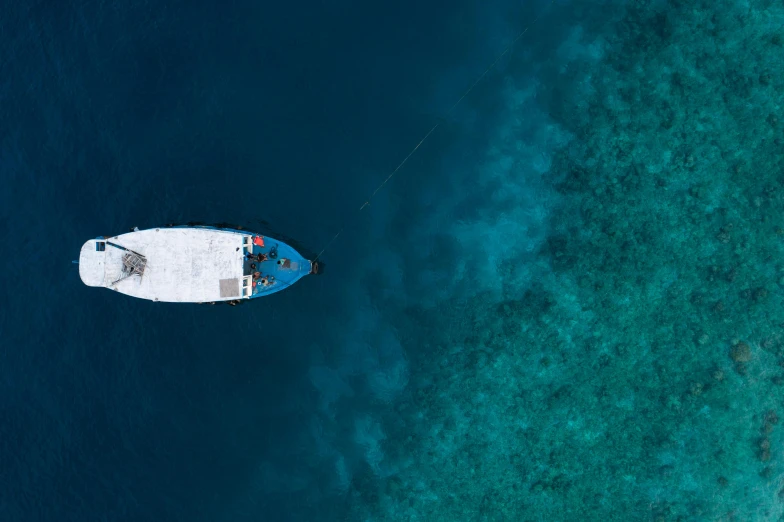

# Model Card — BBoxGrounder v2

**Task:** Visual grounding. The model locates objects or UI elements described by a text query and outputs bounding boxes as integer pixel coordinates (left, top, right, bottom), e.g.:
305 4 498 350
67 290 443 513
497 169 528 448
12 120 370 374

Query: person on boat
245 251 255 260
276 258 291 269
253 271 261 280
256 253 268 262
250 263 257 270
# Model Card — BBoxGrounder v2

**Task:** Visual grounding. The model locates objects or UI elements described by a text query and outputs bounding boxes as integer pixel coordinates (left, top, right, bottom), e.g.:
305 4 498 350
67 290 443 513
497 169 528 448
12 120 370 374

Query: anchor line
311 1 555 264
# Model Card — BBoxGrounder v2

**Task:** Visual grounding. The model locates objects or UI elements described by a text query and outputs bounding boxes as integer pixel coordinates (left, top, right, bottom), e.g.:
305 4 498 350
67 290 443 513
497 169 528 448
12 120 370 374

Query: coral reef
345 0 784 520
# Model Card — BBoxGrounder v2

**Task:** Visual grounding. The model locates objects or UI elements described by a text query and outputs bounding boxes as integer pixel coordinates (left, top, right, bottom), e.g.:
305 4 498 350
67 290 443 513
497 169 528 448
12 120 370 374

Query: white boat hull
79 227 313 303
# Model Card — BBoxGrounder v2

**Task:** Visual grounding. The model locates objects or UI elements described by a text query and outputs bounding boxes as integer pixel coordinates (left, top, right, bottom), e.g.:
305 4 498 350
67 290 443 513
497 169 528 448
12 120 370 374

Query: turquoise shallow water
3 0 784 520
341 1 784 520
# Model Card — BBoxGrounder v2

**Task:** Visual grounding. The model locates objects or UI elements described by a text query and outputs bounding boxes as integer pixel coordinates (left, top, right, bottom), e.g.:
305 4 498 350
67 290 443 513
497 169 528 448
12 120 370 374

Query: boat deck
80 228 245 302
243 238 312 297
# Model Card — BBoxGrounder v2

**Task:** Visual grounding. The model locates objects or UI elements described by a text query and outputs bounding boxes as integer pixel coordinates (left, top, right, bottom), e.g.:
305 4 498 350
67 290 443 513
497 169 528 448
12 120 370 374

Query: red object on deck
253 236 265 246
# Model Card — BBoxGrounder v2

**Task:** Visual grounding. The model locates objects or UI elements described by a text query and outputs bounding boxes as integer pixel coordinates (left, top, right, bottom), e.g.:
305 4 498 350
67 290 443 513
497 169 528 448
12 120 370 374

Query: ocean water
2 0 784 520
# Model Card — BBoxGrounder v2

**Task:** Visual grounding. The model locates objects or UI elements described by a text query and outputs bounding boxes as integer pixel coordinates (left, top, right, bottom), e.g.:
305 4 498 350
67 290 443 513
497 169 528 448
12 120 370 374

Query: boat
78 225 320 303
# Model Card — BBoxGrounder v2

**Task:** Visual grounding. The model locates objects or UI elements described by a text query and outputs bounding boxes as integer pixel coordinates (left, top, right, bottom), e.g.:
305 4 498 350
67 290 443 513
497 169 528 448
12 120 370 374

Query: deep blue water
5 0 784 520
1 1 545 520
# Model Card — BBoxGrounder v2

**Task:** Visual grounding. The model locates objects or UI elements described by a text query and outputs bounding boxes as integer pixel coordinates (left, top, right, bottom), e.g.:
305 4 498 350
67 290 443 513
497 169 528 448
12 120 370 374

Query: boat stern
79 239 107 287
